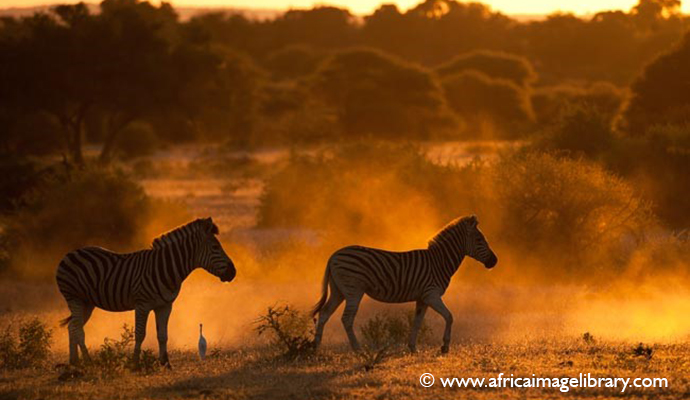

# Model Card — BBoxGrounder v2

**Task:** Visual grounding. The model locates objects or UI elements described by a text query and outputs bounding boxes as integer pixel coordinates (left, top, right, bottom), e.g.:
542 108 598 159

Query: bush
85 324 158 379
440 71 534 138
255 304 315 360
3 167 188 279
258 142 459 248
360 311 431 350
531 104 617 160
436 50 537 88
0 318 52 370
532 82 626 126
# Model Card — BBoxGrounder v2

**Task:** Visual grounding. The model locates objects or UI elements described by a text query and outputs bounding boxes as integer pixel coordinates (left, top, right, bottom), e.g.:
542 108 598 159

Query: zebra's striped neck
149 230 202 289
428 231 466 283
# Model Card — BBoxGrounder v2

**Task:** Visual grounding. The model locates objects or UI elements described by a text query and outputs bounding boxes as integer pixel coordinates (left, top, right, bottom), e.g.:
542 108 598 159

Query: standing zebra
56 218 236 366
312 215 497 353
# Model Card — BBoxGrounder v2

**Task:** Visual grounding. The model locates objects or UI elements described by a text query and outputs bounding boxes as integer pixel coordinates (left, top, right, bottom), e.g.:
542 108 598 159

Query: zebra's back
329 245 434 303
56 247 145 312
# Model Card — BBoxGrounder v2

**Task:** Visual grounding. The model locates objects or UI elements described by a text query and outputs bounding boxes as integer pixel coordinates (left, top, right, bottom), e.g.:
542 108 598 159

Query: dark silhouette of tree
624 31 690 134
93 0 179 164
440 71 533 137
311 48 450 139
264 45 323 80
436 50 536 87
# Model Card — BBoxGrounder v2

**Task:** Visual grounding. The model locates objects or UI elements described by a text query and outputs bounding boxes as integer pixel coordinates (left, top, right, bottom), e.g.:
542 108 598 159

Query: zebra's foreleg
408 300 428 353
341 292 364 352
314 288 344 349
133 305 151 366
154 303 172 368
426 296 453 354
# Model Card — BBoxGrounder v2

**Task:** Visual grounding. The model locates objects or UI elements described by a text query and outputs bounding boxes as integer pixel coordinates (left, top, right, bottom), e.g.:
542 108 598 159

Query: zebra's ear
469 215 479 227
204 218 219 235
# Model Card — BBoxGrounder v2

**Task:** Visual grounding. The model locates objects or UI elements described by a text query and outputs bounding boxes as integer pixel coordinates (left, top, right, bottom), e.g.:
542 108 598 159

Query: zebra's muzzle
220 265 236 282
484 254 498 269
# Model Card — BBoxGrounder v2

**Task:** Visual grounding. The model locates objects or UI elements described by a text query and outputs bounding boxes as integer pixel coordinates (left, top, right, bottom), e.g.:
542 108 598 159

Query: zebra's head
464 215 498 269
196 218 236 282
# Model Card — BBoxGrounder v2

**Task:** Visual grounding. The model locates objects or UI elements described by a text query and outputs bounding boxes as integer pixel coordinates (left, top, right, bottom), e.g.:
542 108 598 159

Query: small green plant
359 311 432 371
255 304 315 360
633 343 653 359
0 318 52 370
89 324 158 379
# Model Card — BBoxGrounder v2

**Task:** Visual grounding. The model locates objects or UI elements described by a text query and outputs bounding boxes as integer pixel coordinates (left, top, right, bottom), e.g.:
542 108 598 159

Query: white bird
198 323 207 361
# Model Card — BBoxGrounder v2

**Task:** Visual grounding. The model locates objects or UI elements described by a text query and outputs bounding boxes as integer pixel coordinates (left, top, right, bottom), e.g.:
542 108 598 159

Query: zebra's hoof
440 345 449 354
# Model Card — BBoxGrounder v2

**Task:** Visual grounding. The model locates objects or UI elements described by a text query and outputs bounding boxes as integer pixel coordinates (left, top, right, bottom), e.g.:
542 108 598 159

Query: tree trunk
98 113 135 165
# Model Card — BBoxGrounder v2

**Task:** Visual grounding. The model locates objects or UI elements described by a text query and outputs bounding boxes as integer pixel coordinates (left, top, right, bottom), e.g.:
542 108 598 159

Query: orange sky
1 0 689 15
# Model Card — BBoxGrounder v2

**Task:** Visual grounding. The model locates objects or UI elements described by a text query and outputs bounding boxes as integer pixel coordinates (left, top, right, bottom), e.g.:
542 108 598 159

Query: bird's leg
154 303 172 368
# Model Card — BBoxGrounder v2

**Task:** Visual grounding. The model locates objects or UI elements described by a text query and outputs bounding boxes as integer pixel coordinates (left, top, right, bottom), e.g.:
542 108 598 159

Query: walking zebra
312 215 497 353
56 217 236 366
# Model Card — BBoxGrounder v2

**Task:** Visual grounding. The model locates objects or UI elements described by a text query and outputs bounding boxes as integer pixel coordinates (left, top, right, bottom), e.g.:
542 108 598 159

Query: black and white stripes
56 217 236 366
312 215 497 353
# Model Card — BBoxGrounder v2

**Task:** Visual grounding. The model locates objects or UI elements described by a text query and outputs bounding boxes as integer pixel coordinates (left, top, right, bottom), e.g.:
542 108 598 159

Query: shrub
360 311 431 350
88 324 158 379
255 304 315 360
531 104 617 160
258 142 459 248
3 167 188 279
481 152 653 274
0 318 52 370
359 311 431 371
436 50 537 88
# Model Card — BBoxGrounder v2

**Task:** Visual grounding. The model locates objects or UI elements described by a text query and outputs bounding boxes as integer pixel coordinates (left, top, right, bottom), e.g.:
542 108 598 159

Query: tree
436 50 537 87
264 45 323 80
624 31 690 135
440 71 533 137
311 48 450 139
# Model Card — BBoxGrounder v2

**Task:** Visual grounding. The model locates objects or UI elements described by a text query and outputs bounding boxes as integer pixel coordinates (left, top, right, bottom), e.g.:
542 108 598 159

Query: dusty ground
1 340 689 400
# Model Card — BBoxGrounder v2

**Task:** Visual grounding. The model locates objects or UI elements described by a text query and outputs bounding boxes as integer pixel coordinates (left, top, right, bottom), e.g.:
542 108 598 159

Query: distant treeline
1 0 690 163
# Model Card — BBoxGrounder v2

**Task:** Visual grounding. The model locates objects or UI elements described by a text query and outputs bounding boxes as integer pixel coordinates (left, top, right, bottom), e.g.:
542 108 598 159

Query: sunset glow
3 0 690 15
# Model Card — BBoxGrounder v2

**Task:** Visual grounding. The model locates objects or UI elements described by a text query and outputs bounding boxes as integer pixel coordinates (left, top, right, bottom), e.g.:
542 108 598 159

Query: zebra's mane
151 218 218 250
427 216 472 249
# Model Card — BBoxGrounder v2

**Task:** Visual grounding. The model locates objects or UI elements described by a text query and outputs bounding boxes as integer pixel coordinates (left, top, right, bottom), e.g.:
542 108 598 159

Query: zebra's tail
311 262 331 318
59 315 72 327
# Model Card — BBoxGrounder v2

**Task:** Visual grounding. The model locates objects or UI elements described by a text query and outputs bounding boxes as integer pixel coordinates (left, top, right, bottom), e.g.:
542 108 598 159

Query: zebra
56 217 236 367
311 215 497 354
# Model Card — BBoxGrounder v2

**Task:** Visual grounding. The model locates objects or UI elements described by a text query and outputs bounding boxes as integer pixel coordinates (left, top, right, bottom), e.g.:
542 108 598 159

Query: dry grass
1 340 689 399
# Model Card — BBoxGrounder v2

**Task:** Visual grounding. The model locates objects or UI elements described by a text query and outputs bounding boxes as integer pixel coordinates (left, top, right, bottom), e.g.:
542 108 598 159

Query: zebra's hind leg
66 300 89 365
408 300 428 353
314 284 345 349
78 304 94 363
426 296 453 354
341 292 364 352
